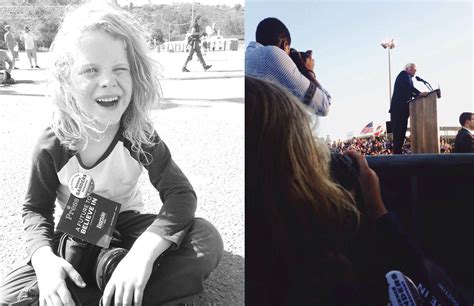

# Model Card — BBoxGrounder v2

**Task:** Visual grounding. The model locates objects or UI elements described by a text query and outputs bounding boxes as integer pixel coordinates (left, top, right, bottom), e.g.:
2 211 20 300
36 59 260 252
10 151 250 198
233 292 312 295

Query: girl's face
70 31 132 128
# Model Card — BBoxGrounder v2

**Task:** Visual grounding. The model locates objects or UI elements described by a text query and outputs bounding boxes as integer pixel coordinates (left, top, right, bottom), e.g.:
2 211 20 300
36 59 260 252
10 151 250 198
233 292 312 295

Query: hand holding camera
345 150 388 221
289 48 320 87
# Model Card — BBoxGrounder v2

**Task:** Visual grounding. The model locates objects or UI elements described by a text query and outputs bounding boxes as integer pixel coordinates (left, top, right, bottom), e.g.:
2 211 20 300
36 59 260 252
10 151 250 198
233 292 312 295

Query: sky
246 0 473 140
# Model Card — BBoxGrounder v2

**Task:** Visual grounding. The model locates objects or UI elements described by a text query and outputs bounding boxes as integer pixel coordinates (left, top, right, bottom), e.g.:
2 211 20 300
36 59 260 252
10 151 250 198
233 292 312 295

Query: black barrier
367 154 474 297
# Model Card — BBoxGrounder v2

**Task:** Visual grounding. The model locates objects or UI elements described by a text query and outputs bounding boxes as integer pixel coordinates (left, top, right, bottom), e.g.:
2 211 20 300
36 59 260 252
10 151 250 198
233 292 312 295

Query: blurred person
3 25 18 70
246 17 332 117
453 112 473 153
0 48 14 85
21 26 40 68
0 4 223 305
245 76 453 305
389 63 429 154
182 15 212 72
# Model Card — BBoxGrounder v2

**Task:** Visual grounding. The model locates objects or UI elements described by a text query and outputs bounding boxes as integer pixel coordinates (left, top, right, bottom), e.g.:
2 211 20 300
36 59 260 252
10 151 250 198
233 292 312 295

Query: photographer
246 17 332 116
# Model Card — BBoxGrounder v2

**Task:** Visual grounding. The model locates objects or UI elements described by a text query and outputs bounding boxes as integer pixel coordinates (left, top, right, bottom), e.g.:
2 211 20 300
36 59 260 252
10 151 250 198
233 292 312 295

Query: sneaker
31 65 33 68
13 67 19 69
203 65 212 71
182 67 190 72
35 65 40 68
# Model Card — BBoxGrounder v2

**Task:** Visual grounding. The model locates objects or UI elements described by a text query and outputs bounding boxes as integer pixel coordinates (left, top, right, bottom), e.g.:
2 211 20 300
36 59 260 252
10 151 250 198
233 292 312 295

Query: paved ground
0 50 244 304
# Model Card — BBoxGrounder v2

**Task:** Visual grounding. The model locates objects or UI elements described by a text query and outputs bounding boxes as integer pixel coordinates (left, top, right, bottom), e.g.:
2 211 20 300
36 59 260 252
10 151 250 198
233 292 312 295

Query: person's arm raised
346 150 387 221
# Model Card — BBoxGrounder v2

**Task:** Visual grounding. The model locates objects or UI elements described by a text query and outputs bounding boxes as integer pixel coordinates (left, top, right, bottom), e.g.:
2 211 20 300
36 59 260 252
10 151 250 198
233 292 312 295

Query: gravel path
0 50 244 304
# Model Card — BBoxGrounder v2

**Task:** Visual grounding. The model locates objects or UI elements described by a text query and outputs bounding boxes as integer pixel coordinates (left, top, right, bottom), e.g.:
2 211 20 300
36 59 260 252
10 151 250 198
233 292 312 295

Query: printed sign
386 270 420 306
57 193 121 248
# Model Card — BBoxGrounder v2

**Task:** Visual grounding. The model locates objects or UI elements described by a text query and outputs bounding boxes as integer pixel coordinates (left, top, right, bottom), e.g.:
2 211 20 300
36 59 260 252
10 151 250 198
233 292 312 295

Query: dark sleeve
399 73 420 98
454 131 472 153
462 132 473 153
22 134 61 260
463 132 474 153
141 133 197 247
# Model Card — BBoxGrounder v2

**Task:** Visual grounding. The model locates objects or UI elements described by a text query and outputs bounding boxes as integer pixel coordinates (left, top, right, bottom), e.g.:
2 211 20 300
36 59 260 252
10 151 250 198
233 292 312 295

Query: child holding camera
0 3 223 305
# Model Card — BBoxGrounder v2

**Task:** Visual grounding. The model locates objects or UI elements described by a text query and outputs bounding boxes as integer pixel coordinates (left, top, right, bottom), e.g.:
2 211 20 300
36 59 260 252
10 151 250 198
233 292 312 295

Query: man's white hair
405 63 416 69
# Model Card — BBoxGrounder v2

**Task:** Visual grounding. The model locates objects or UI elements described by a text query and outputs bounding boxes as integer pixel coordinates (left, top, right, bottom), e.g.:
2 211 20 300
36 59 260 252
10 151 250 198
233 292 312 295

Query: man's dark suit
454 128 473 153
389 70 420 154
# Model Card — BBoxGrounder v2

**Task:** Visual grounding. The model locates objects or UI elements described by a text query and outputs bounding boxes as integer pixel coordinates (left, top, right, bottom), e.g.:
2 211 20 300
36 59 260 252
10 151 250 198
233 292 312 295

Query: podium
408 89 441 153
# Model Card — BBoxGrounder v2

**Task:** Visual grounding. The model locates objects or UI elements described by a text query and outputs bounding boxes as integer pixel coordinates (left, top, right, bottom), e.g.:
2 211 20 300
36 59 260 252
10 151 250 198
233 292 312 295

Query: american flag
374 124 385 137
360 121 373 135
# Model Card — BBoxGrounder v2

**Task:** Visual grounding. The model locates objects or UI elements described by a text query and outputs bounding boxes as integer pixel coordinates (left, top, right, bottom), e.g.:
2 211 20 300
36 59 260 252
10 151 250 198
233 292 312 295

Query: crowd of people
329 136 455 155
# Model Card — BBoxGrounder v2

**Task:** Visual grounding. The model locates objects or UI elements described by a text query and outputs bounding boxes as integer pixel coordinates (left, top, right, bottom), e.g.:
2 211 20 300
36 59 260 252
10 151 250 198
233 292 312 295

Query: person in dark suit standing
389 63 428 154
454 112 473 153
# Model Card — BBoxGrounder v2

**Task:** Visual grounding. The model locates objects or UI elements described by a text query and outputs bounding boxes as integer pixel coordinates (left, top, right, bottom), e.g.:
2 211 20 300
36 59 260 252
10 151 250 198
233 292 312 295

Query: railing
367 154 474 294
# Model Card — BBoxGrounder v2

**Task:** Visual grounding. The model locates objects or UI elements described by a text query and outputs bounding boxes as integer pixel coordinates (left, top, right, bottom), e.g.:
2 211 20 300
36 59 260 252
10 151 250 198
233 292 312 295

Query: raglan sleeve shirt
245 42 332 116
138 132 197 248
22 128 197 260
22 129 64 260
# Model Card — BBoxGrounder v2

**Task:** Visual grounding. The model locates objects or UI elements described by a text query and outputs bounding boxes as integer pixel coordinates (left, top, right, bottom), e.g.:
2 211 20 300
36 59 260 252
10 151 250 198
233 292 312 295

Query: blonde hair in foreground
245 76 360 234
49 3 162 163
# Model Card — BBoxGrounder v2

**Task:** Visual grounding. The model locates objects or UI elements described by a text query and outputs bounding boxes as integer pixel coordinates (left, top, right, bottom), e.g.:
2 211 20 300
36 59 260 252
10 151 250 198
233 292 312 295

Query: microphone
415 76 433 91
415 76 427 83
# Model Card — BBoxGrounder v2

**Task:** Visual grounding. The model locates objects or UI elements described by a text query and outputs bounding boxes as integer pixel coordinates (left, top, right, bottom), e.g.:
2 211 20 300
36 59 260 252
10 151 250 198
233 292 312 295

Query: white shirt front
23 32 35 50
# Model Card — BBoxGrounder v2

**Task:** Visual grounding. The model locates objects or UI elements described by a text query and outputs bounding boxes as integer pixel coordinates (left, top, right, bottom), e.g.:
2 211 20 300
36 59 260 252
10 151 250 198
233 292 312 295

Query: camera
58 232 128 290
299 50 312 61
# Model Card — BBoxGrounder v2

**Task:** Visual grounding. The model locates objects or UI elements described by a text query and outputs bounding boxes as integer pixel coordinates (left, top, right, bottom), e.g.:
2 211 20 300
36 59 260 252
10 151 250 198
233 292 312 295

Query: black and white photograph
0 0 243 304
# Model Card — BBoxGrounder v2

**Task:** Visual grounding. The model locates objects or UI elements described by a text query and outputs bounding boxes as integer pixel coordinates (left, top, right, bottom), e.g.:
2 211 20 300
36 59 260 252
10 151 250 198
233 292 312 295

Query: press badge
68 172 95 198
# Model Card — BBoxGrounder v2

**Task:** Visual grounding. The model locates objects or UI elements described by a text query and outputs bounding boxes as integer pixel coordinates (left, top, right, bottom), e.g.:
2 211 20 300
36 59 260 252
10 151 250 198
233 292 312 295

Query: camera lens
94 247 128 291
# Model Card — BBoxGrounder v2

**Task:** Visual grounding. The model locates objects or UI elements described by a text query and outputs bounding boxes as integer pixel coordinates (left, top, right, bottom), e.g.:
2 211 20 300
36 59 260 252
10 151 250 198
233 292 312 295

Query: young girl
0 3 223 305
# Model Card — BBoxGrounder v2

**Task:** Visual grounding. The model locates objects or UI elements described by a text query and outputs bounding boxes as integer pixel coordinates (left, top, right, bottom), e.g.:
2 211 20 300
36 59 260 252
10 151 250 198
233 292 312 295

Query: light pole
381 39 396 105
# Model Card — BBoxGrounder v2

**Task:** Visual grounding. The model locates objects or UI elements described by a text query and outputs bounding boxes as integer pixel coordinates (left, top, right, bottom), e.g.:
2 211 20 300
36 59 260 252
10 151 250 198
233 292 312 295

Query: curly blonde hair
49 3 162 163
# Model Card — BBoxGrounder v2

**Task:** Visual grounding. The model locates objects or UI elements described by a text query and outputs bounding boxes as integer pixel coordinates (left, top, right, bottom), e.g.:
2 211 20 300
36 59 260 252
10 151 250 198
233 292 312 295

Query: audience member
453 112 473 153
246 17 332 117
246 76 434 305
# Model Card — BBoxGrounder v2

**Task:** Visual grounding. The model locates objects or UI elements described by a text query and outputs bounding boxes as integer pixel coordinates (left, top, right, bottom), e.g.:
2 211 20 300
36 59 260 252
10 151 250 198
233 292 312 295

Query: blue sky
246 0 473 140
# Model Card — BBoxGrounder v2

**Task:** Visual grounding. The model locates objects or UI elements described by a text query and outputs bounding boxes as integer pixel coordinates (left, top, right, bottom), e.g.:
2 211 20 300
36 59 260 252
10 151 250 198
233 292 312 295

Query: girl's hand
346 150 388 220
31 246 86 306
101 252 154 306
101 232 172 306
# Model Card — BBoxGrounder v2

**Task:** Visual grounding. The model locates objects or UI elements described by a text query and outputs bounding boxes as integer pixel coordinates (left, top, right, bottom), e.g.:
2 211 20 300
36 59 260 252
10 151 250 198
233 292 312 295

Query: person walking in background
21 26 40 69
3 25 18 70
246 17 332 117
453 112 473 153
182 15 212 72
389 63 429 154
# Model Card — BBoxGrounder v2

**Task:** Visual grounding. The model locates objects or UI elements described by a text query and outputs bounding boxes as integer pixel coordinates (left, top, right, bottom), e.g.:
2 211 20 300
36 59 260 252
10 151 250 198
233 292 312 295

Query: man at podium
389 63 428 154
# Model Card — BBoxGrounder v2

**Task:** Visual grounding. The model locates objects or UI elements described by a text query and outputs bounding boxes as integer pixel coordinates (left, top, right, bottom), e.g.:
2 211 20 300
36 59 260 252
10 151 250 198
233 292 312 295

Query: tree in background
0 1 244 48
